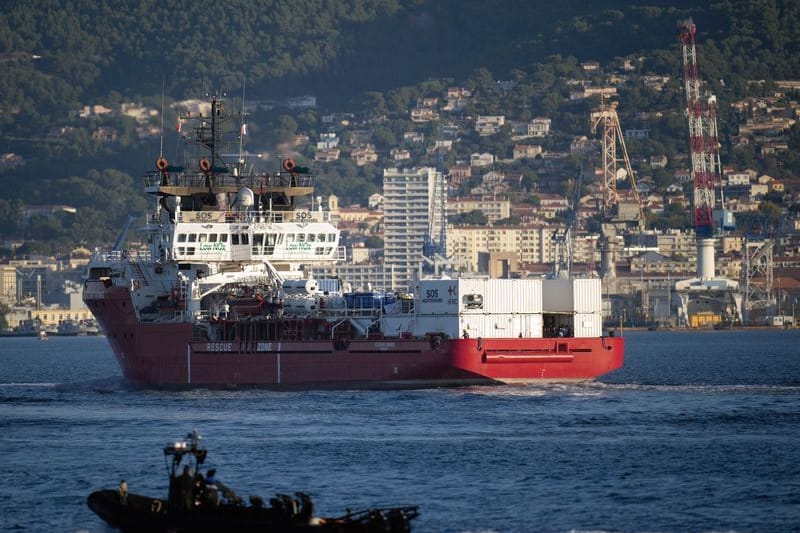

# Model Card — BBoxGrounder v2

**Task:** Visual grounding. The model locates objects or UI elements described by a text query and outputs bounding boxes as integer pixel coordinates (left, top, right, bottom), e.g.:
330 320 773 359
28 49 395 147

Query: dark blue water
2 331 800 532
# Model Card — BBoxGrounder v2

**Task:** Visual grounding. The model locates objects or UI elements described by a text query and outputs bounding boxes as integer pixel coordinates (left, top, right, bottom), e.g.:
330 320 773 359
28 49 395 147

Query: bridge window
253 233 264 255
265 233 276 255
240 234 249 245
231 234 239 245
219 234 228 243
208 234 217 242
177 234 187 243
198 234 207 243
188 234 197 243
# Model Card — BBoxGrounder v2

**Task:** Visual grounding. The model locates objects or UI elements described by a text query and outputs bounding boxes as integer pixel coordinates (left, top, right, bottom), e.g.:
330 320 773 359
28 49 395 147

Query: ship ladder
130 261 150 287
177 279 189 319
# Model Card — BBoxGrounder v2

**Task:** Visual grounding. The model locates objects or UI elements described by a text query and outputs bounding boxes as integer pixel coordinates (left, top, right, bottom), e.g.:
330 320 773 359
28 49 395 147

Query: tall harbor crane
590 99 644 225
674 18 741 327
590 98 644 281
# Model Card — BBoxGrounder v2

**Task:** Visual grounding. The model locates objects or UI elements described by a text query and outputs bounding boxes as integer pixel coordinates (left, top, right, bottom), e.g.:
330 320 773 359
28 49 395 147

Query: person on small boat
117 480 128 505
177 465 194 510
193 470 207 507
203 469 220 507
203 468 238 506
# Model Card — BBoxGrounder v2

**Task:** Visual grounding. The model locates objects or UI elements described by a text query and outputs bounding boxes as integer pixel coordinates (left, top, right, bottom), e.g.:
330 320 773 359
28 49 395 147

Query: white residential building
475 115 505 136
528 118 551 137
403 131 425 143
316 133 339 150
513 144 543 160
448 197 511 224
390 148 411 161
447 224 560 271
470 153 494 167
383 167 447 290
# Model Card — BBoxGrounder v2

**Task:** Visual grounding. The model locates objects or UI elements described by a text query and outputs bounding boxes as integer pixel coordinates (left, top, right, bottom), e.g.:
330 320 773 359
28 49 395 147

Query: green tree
450 210 488 226
364 235 384 248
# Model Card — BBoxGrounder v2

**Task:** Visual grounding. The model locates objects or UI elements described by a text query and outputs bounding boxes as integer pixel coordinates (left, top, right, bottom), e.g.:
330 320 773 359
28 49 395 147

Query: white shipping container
457 277 487 314
461 314 504 339
573 278 602 313
458 315 486 339
459 313 543 339
542 279 573 312
518 313 544 338
512 279 543 314
573 312 602 338
412 315 460 338
417 279 459 314
485 279 516 314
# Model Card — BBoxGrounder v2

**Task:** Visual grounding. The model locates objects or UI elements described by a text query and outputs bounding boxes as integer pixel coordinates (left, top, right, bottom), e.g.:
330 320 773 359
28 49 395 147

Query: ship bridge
144 170 315 206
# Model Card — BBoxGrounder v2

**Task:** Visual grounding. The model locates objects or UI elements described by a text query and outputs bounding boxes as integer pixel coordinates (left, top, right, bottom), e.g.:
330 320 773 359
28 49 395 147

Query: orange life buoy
282 158 296 173
199 158 211 172
156 157 168 172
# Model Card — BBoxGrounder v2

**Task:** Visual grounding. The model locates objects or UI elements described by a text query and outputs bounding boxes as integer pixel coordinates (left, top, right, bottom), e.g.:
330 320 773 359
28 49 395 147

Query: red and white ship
83 96 623 388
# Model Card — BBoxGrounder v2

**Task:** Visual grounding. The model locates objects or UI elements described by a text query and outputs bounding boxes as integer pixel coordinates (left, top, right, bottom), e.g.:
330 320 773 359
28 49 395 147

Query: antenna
159 78 165 158
239 79 246 174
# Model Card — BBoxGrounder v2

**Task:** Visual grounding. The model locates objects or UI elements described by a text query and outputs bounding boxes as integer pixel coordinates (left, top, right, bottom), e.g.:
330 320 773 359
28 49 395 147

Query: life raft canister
282 158 296 173
199 157 211 172
156 157 168 172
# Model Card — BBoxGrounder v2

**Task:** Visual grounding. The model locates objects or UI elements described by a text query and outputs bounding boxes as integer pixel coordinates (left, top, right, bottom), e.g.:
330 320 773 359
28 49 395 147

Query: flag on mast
241 123 248 136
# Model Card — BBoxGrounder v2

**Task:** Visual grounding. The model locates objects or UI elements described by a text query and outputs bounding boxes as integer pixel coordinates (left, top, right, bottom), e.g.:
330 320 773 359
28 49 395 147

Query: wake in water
448 382 612 398
52 376 132 394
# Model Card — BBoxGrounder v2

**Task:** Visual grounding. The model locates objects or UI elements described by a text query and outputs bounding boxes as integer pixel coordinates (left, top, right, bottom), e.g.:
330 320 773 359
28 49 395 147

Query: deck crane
675 18 741 327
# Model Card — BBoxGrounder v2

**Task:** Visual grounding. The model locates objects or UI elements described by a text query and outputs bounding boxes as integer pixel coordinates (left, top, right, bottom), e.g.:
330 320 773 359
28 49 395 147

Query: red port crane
679 18 722 239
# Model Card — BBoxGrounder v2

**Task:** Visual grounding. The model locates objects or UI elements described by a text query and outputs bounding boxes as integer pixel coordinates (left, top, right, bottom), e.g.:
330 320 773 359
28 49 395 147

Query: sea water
1 331 799 532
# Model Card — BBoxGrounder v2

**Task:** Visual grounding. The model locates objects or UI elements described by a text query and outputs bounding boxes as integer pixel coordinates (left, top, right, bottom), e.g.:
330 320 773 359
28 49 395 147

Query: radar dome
236 187 255 208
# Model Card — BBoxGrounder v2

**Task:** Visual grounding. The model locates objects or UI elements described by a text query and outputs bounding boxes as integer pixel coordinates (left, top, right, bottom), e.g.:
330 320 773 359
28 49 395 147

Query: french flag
241 123 248 136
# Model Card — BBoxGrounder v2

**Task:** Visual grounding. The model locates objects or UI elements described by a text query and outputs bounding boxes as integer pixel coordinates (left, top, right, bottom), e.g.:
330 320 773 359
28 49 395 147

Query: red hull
85 284 624 388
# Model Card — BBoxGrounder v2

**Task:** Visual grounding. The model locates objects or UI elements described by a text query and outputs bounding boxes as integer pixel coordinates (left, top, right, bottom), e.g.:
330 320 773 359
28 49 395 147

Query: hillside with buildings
2 0 800 329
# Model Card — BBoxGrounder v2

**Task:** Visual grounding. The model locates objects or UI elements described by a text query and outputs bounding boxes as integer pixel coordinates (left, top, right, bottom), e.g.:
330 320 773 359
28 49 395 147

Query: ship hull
85 283 624 389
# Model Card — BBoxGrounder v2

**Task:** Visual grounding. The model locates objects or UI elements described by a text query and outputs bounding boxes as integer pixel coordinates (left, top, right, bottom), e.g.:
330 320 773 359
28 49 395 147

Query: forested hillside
1 0 799 252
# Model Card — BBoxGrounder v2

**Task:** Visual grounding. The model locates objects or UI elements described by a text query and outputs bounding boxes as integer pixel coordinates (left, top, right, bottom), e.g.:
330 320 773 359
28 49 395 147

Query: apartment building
382 167 446 290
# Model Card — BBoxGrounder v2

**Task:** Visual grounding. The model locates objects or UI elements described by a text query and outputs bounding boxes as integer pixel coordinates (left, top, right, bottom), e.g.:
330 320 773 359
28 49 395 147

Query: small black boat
87 431 418 532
